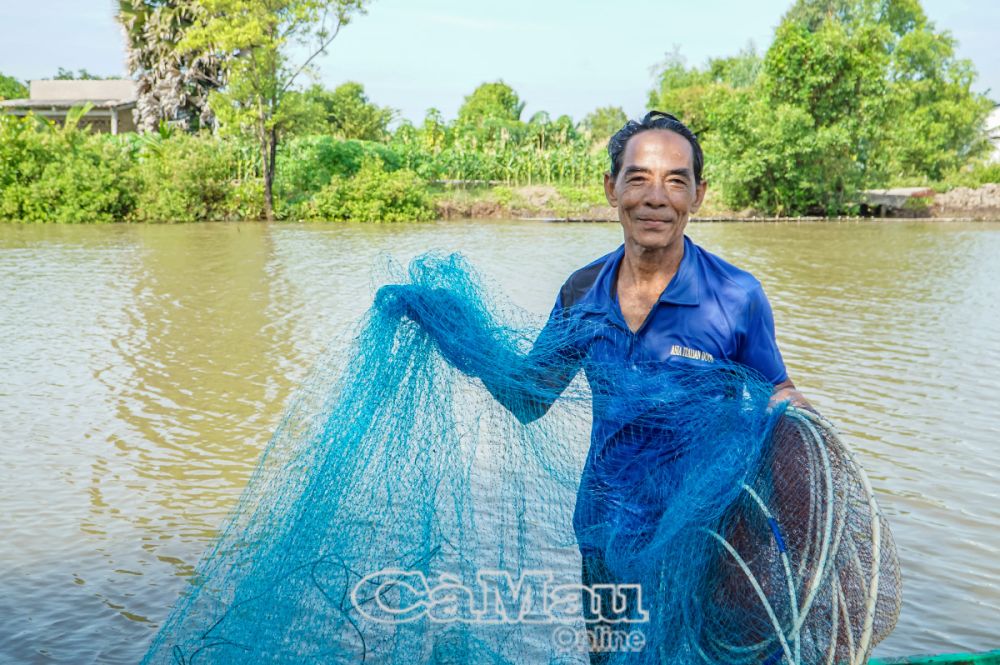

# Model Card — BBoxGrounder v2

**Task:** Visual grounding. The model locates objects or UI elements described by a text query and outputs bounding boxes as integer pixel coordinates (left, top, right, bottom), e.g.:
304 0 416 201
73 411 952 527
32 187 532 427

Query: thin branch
280 15 344 94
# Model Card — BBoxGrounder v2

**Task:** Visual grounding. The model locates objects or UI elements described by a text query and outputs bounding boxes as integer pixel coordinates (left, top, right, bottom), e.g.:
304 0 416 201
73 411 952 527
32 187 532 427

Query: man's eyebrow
622 166 693 179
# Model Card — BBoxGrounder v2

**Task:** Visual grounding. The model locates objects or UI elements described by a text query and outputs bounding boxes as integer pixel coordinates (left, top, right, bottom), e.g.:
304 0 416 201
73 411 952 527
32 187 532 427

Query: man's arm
479 297 582 425
376 284 581 425
735 284 814 411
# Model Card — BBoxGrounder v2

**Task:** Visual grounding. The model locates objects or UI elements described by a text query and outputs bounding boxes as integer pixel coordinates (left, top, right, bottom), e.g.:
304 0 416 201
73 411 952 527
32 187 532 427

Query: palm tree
116 0 224 132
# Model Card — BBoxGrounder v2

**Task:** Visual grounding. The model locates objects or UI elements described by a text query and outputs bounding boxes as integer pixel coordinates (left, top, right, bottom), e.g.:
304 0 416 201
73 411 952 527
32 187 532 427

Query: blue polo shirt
543 235 788 553
551 235 787 385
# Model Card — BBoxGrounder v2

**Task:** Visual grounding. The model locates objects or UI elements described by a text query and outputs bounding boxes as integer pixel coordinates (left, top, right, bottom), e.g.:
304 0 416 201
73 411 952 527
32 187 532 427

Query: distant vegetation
0 73 27 101
0 0 995 222
52 68 117 80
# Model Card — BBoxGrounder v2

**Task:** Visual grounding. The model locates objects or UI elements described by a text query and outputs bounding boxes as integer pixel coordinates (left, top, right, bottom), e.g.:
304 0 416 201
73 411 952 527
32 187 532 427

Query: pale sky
1 0 997 123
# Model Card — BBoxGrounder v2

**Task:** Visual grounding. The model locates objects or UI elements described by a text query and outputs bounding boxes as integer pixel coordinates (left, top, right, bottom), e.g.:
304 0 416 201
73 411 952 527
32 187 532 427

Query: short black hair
607 111 704 184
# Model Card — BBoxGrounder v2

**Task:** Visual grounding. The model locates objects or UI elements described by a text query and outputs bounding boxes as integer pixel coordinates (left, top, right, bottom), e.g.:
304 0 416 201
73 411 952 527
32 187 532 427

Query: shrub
301 156 435 222
0 114 137 222
131 134 245 222
223 178 266 220
275 136 402 205
0 72 27 101
554 184 607 208
940 161 1000 190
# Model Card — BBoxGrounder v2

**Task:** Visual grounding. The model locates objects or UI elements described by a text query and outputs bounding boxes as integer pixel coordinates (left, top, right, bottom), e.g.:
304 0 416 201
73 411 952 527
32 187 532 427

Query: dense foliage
0 113 137 222
650 0 993 214
290 82 395 140
0 0 994 221
0 73 27 100
300 156 435 222
275 134 402 206
383 82 607 186
130 131 259 221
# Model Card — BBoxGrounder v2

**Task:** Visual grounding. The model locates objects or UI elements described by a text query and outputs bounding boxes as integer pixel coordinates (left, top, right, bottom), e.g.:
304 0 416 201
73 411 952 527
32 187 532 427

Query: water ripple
1 220 998 661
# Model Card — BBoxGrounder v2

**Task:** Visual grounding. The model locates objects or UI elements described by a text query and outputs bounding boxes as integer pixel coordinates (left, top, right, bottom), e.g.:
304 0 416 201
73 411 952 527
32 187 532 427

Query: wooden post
111 107 119 135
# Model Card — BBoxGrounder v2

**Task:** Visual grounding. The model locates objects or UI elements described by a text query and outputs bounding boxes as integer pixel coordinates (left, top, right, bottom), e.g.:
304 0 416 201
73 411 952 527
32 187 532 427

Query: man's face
604 129 707 252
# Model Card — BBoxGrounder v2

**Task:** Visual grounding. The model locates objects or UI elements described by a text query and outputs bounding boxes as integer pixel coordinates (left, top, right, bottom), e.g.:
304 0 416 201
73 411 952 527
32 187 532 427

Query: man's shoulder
557 249 618 309
690 240 764 301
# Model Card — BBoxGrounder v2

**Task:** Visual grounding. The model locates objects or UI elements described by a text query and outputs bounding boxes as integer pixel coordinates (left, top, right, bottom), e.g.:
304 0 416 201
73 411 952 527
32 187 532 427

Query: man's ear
604 172 617 207
691 180 708 213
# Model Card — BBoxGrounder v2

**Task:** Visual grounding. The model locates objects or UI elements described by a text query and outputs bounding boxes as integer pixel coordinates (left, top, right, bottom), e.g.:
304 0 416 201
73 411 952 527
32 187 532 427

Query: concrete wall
30 79 136 102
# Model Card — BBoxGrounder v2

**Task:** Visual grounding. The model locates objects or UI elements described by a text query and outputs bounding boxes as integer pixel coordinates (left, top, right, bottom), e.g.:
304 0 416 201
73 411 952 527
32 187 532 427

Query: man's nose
644 180 669 207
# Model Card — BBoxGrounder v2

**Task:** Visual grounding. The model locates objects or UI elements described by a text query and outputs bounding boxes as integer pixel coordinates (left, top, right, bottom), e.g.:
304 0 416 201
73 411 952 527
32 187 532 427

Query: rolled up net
142 253 900 664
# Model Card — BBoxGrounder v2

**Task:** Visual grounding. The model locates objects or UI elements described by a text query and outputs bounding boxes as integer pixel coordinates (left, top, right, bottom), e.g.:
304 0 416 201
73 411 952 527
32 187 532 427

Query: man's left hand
770 380 815 412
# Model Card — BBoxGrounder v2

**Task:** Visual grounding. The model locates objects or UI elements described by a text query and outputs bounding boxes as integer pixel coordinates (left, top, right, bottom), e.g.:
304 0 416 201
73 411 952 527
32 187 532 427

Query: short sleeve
533 290 581 370
735 285 788 385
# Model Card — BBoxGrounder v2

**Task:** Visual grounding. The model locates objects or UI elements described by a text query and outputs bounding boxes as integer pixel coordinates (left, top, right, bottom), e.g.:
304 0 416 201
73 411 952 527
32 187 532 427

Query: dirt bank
434 183 1000 222
435 185 617 221
933 184 1000 219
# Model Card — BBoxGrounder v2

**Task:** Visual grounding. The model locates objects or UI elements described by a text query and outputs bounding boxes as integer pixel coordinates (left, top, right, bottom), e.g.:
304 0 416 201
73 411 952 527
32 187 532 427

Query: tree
703 0 992 214
182 0 369 220
117 0 224 132
457 81 524 125
455 81 525 147
708 18 890 214
0 73 27 100
707 90 866 215
53 68 112 80
879 4 993 179
580 106 627 144
648 46 761 134
780 0 993 181
297 82 395 140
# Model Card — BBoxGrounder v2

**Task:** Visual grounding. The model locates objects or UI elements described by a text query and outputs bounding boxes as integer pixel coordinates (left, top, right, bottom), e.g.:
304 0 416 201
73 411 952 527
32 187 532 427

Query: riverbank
3 117 997 223
433 183 1000 222
1 177 998 224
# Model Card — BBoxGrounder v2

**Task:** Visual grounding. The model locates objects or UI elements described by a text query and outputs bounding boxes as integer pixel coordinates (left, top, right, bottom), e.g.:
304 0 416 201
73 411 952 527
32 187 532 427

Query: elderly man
528 110 811 662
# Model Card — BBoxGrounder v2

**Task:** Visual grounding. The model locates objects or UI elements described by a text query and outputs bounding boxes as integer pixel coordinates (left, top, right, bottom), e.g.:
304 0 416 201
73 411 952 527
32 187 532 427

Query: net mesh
142 253 900 665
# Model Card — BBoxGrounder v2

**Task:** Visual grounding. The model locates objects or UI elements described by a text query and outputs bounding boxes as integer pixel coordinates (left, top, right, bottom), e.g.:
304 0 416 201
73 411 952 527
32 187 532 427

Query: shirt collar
657 235 700 306
577 236 701 316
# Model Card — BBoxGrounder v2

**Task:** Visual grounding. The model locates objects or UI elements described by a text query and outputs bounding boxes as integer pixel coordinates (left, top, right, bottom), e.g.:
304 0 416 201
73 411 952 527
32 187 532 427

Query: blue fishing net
142 253 900 664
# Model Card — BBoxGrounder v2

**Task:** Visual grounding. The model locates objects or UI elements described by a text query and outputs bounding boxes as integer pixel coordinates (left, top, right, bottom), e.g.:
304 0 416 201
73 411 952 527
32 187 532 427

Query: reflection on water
1 219 999 662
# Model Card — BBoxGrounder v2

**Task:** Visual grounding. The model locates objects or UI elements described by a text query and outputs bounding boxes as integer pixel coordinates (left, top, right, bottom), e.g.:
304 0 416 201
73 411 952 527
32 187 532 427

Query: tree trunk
266 126 277 220
260 123 276 221
260 139 274 222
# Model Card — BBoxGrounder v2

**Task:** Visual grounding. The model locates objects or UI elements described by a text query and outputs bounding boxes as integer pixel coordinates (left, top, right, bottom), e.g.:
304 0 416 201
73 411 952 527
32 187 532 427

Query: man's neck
619 236 685 292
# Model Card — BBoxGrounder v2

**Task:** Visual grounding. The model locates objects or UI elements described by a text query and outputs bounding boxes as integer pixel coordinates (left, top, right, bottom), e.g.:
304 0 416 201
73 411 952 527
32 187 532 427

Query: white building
0 79 137 134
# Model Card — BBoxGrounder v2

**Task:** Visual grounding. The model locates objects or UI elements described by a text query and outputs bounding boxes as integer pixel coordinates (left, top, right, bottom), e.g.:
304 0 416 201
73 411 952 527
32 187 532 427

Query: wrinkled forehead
621 129 694 173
